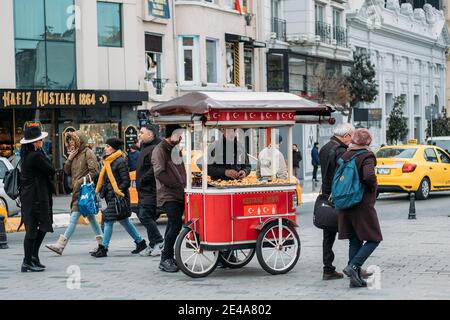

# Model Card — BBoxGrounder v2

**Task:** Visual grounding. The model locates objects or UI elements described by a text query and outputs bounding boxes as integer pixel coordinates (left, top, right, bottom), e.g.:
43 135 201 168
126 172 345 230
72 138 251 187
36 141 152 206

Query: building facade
347 0 449 146
0 0 148 168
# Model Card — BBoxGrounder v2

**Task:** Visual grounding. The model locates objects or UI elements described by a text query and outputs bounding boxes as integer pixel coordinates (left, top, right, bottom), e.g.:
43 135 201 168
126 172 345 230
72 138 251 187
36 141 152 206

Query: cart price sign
244 204 278 217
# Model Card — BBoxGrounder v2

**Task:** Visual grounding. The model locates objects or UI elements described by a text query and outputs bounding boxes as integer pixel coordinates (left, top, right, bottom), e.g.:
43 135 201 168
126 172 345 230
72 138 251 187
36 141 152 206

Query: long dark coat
338 150 383 242
20 149 56 236
98 156 131 222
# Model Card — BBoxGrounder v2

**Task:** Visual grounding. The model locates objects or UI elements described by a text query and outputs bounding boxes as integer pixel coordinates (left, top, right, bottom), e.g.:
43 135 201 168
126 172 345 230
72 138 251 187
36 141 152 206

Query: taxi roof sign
407 139 418 144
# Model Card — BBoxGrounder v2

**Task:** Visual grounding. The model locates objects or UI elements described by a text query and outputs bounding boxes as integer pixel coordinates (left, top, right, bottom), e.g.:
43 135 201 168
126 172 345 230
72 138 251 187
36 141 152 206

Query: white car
0 157 21 217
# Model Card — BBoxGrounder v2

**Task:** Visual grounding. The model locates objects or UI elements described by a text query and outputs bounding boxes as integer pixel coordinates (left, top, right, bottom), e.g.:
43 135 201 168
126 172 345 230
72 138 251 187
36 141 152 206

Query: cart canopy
151 92 332 117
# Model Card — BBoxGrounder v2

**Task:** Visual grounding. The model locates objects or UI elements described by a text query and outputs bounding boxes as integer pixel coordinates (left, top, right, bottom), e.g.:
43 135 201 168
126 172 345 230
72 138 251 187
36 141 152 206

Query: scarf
95 150 125 197
348 143 372 152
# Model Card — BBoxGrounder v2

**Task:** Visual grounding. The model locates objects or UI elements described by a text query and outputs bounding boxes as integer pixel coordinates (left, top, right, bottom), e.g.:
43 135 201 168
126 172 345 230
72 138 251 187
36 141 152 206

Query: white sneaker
139 246 154 257
150 242 164 257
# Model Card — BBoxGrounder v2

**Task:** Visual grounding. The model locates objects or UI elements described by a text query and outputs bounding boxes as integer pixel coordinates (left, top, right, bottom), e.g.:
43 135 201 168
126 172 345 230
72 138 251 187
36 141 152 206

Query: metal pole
408 192 416 220
430 108 433 144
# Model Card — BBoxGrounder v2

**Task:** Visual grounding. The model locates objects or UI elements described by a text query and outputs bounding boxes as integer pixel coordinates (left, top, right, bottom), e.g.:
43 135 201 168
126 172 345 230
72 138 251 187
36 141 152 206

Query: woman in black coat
19 127 55 272
91 138 146 258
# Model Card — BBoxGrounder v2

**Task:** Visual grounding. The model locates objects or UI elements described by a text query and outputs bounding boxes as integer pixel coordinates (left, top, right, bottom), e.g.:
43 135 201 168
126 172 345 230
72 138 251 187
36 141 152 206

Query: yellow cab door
435 148 450 188
423 147 441 189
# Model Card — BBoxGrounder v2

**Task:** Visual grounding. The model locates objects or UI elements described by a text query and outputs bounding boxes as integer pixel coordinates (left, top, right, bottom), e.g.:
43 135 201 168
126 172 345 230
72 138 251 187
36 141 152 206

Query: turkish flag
235 0 243 15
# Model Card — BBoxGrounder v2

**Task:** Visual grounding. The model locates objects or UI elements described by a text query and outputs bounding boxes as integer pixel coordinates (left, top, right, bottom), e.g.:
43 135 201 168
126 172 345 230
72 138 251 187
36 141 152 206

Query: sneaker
139 246 154 257
131 239 147 254
150 242 164 257
159 258 179 273
322 271 344 280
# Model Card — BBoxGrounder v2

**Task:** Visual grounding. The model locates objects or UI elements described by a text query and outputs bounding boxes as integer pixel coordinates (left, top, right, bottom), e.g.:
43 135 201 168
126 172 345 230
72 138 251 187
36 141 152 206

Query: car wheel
415 178 430 200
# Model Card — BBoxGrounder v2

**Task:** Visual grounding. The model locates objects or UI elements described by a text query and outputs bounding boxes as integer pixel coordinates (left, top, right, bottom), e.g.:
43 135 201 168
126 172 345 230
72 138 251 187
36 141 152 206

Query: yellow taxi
376 140 450 200
0 198 7 222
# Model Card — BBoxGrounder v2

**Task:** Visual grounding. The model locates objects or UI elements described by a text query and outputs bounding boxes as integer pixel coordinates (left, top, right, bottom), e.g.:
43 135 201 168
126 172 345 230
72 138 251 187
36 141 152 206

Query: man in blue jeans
135 124 164 256
152 124 186 272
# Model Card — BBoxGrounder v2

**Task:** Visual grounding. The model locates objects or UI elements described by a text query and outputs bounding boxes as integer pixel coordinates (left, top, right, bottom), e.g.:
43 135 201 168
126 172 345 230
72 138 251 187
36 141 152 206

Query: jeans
293 167 299 179
348 236 380 268
64 211 103 239
138 204 163 247
102 219 143 249
161 201 184 261
323 228 338 273
312 165 319 180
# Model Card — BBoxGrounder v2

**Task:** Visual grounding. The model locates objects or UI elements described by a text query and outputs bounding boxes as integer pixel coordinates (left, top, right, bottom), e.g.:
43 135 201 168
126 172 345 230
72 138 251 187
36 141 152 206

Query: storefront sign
0 89 109 109
62 126 76 159
124 125 139 151
148 0 170 19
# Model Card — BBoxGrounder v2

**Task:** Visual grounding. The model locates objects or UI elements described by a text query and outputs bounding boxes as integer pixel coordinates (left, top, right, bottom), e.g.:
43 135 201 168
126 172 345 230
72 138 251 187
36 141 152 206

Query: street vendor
207 128 251 181
256 135 288 181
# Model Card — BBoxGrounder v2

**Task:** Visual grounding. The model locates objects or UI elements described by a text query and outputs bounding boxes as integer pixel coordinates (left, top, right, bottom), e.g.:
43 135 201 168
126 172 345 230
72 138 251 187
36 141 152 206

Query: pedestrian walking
152 125 186 272
338 128 383 288
292 144 302 179
311 142 320 182
91 138 147 258
317 123 354 280
46 131 103 255
135 124 164 257
127 144 140 172
19 126 55 272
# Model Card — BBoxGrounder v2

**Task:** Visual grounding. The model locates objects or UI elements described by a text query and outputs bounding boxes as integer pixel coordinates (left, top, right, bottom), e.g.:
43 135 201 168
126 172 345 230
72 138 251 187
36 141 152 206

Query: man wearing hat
19 126 55 272
152 124 186 272
135 124 164 257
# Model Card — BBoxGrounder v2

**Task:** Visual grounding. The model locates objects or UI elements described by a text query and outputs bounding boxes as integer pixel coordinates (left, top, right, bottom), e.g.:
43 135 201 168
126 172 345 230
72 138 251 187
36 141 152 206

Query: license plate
377 168 391 175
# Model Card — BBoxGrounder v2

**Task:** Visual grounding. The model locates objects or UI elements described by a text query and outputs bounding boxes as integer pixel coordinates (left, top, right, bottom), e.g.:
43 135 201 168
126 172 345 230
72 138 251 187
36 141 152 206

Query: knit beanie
105 137 123 151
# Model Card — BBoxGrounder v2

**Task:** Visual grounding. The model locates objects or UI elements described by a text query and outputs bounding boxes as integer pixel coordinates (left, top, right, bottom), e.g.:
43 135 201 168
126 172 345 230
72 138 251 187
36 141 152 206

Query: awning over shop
225 33 266 48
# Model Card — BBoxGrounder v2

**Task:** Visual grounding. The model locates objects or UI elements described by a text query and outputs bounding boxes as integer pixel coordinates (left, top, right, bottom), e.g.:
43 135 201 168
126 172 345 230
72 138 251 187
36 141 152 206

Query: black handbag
113 195 131 220
313 194 338 230
4 160 22 201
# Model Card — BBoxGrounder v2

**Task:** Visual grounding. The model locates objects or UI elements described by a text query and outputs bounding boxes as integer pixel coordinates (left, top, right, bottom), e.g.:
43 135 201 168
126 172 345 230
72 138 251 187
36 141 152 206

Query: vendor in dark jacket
311 142 320 182
135 124 164 257
152 125 187 272
19 126 56 272
317 123 354 280
91 138 147 258
127 144 140 171
208 128 251 181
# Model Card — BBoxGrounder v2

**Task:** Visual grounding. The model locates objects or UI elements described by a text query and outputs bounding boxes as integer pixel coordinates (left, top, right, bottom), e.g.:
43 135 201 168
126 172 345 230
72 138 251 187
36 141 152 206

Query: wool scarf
95 150 125 197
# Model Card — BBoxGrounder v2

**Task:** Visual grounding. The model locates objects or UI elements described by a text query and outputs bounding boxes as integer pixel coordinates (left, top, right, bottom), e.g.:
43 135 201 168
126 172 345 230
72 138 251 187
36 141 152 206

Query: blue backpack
78 175 99 217
331 151 367 210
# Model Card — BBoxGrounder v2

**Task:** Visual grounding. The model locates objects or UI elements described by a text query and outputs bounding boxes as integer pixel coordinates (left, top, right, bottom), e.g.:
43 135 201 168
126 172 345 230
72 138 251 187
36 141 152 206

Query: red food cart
151 92 333 278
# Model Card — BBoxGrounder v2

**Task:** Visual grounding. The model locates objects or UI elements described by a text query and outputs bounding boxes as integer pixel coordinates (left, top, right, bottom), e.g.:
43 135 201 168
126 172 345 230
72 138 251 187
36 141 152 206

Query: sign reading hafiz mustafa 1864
0 89 110 109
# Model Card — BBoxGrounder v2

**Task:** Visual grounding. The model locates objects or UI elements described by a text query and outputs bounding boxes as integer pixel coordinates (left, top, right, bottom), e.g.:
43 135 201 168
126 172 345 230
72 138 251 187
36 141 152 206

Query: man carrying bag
314 123 354 280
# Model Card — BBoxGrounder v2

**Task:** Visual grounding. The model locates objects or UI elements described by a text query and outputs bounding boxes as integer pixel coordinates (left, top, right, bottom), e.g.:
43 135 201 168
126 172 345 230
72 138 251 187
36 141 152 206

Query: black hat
105 138 123 151
164 124 182 138
20 126 48 144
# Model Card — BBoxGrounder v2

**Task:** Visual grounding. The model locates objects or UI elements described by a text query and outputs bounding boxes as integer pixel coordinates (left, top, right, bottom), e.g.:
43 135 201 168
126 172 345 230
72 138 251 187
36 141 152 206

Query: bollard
408 193 416 220
0 215 8 249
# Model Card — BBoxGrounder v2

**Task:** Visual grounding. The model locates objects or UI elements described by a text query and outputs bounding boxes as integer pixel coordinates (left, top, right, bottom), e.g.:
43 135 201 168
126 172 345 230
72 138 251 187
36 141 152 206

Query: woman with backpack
19 126 55 272
91 138 147 258
337 128 383 288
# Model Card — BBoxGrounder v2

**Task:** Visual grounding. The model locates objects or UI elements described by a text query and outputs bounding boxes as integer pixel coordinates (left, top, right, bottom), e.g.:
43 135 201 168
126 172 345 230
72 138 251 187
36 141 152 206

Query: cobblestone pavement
1 192 450 300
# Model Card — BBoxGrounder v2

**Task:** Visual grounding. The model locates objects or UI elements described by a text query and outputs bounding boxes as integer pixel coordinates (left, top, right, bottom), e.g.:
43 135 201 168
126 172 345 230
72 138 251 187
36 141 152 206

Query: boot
360 269 373 279
89 235 104 254
92 244 108 258
45 235 67 255
21 261 45 273
31 256 46 269
131 239 147 254
343 265 367 288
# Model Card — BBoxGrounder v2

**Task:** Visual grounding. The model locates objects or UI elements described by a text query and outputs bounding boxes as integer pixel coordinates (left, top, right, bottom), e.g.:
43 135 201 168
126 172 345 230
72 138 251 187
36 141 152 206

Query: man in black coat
318 123 354 280
135 124 164 256
292 144 302 178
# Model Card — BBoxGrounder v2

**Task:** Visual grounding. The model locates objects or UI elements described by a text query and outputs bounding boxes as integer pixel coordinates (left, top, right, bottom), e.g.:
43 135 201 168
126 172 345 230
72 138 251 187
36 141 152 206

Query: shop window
97 2 122 47
206 39 218 84
244 48 253 89
14 0 76 89
79 123 120 159
145 33 163 81
267 53 284 92
179 36 199 85
289 56 306 95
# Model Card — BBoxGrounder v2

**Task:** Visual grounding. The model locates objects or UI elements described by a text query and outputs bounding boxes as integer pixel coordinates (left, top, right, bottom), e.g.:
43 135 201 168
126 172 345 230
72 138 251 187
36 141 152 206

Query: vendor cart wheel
218 249 255 269
256 220 300 275
175 227 219 278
